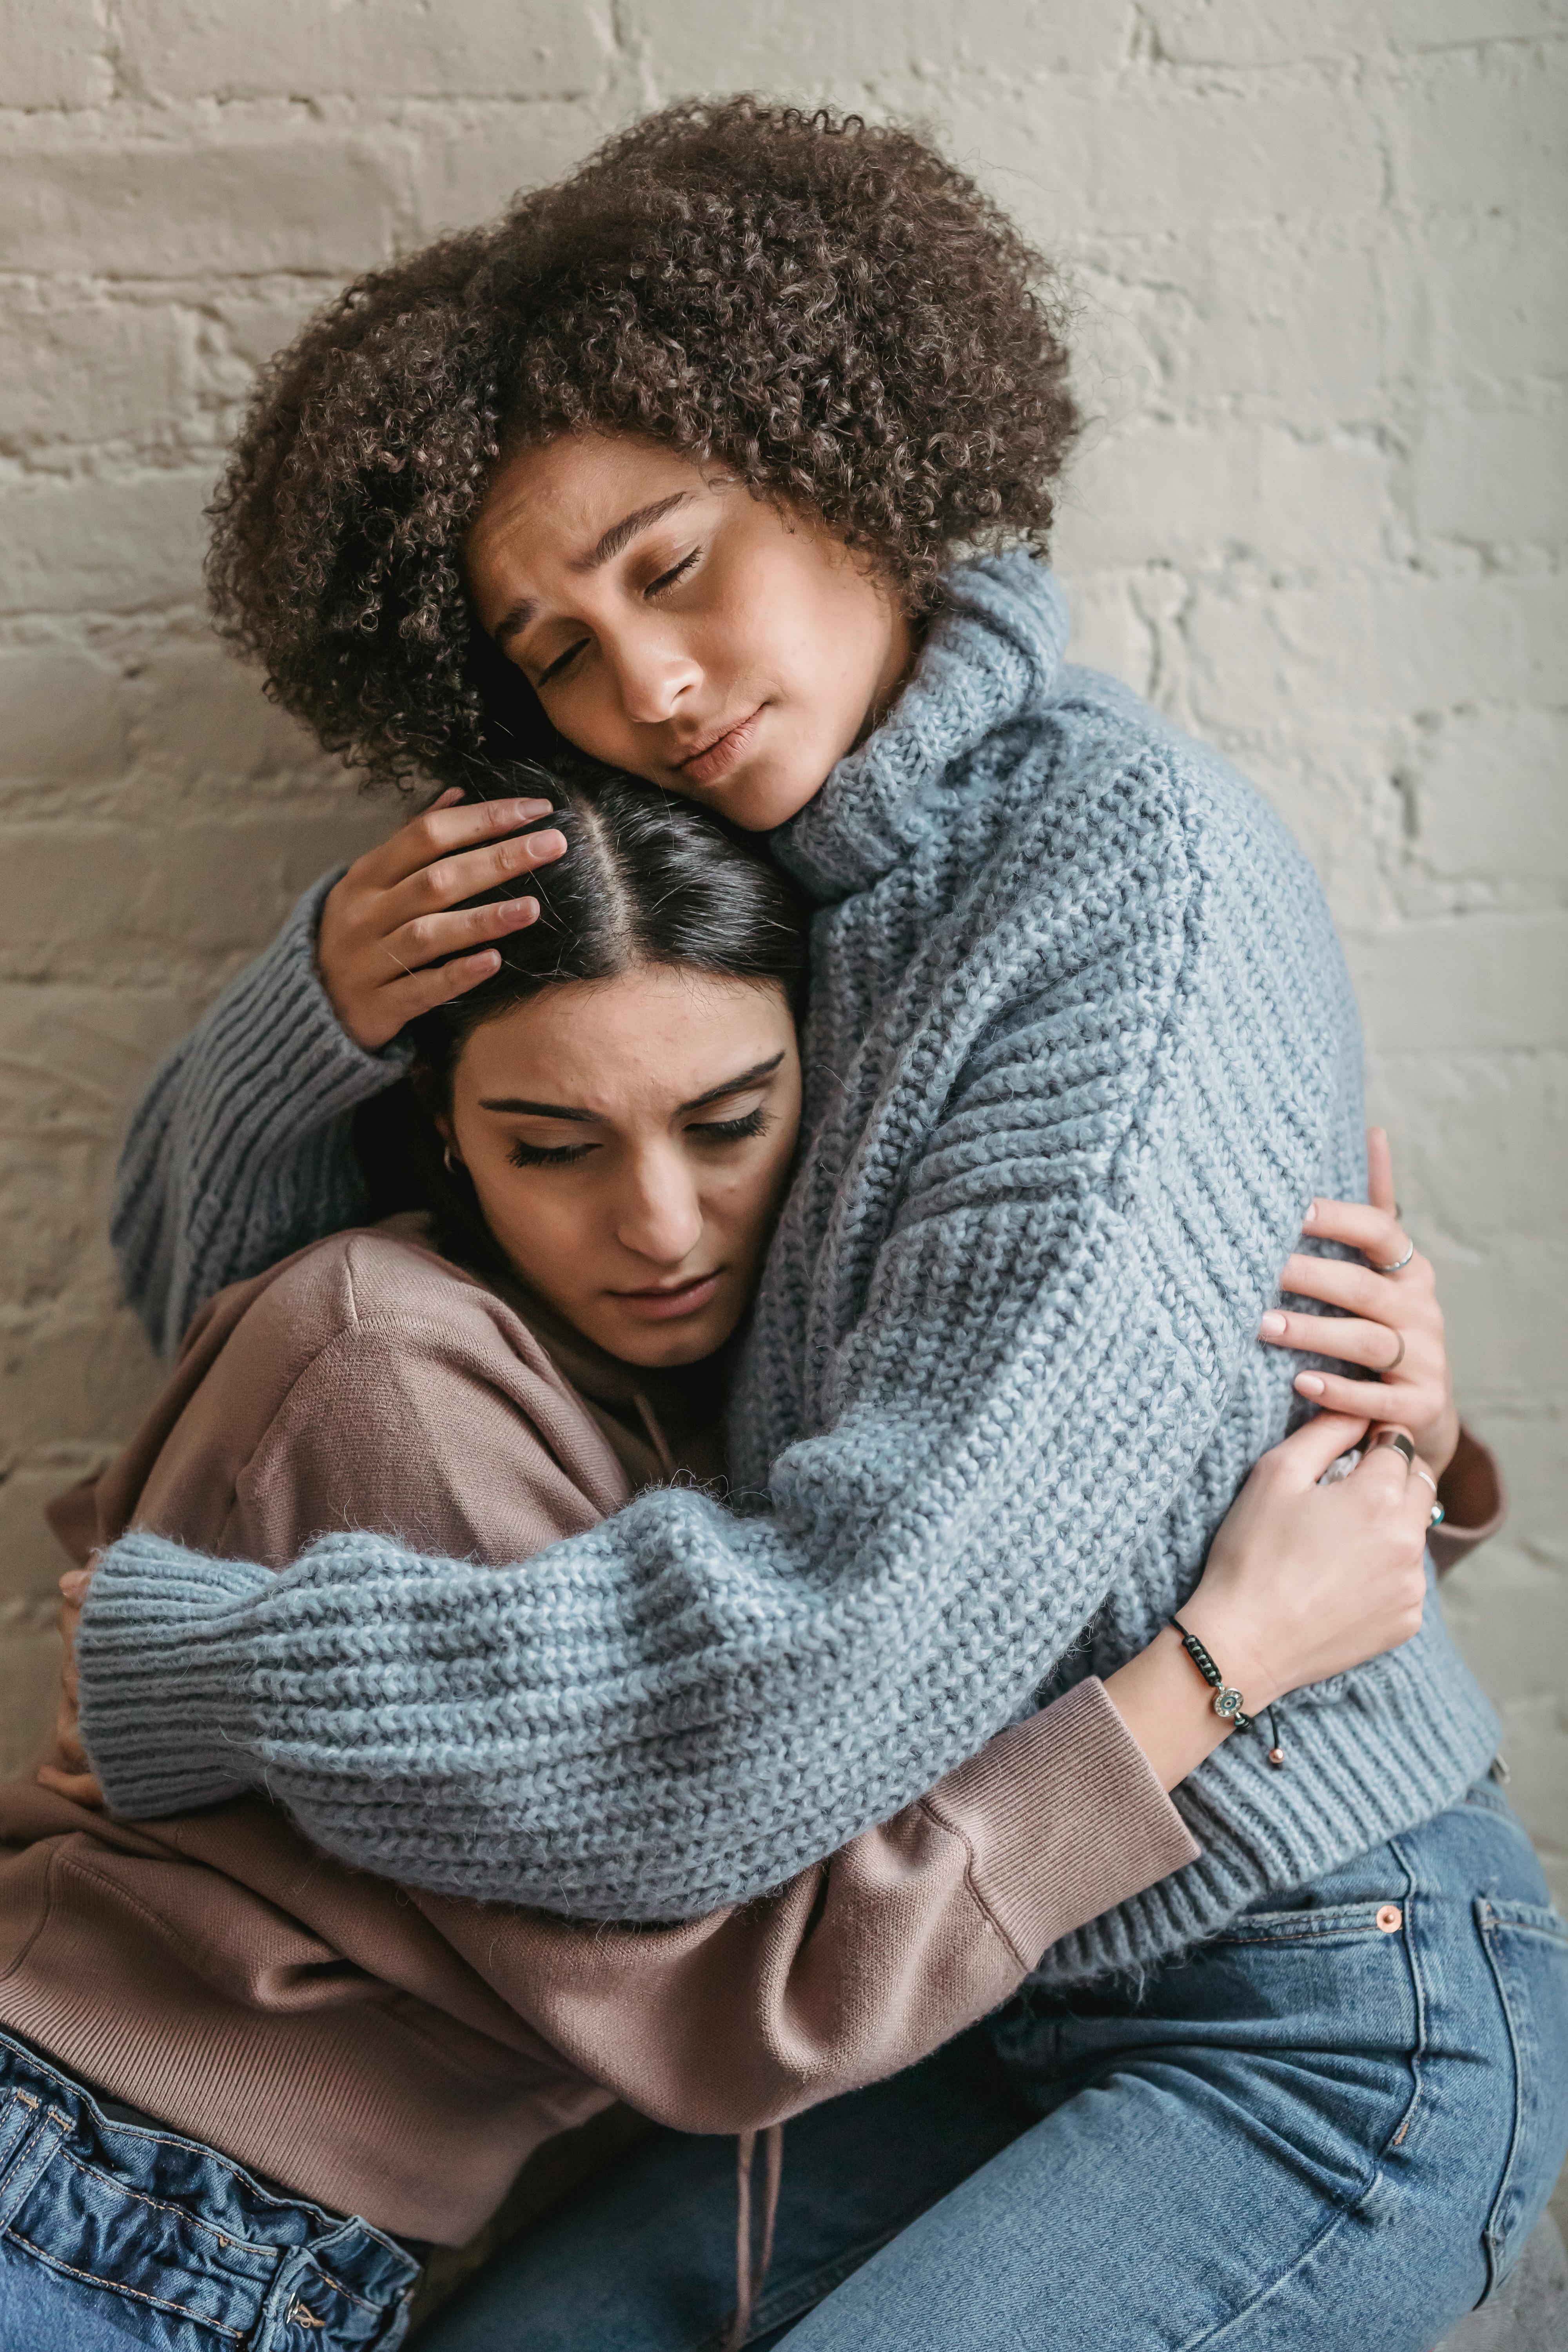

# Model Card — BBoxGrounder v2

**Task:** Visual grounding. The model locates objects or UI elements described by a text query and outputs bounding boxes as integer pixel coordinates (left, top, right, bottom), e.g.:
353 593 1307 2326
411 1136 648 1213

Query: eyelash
535 548 701 688
506 1139 594 1168
503 1105 769 1171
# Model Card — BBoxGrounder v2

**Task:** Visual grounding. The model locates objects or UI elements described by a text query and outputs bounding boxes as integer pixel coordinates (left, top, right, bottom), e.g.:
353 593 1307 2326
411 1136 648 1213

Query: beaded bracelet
1171 1617 1285 1766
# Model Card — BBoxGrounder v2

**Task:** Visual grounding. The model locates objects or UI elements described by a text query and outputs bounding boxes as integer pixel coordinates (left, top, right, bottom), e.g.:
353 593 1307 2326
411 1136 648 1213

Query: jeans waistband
0 2024 418 2345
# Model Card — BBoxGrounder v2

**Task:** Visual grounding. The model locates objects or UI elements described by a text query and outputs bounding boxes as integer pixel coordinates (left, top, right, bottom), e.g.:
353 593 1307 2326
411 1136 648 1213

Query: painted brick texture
1 7 1563 1919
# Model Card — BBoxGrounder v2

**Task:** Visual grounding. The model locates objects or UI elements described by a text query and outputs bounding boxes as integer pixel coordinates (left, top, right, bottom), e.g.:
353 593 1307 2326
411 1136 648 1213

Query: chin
709 757 829 835
609 1317 734 1370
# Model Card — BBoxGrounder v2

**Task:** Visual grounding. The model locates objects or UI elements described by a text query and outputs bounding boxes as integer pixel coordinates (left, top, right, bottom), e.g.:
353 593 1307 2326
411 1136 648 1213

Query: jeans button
1376 1904 1403 1933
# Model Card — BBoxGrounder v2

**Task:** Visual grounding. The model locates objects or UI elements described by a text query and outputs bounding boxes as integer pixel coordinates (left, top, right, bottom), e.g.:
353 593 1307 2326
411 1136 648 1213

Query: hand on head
318 789 569 1053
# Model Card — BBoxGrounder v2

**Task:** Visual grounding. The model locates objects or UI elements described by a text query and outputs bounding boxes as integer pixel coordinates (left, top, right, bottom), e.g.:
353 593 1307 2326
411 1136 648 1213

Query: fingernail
1259 1313 1287 1339
1295 1373 1325 1397
1303 1200 1318 1225
59 1570 91 1601
527 829 567 860
508 799 554 819
503 897 539 925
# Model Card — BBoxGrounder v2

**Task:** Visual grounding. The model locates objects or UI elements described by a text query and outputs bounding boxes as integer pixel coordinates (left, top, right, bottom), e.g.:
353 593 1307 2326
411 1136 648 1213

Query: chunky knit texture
86 554 1498 1960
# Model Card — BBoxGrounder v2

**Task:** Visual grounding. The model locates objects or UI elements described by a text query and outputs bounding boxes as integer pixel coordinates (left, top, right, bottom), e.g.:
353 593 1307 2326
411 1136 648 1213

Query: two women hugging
2 97 1560 2352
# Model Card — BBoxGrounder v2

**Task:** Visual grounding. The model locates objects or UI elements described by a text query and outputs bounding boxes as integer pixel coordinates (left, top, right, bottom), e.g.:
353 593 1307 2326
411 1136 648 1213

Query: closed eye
537 639 589 689
532 549 698 689
646 548 699 598
507 1137 597 1168
688 1107 769 1145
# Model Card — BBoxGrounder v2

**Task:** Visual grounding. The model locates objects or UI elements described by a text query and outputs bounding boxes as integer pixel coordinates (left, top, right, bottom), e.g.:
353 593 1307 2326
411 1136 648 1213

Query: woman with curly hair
37 97 1568 2349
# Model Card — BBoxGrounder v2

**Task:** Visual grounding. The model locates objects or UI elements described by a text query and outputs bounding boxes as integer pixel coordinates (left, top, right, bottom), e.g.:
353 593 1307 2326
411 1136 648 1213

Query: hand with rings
1257 1127 1461 1481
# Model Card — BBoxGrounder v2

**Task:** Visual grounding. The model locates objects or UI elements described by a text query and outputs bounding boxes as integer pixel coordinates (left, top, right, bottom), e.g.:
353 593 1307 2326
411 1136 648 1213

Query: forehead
466 435 706 602
455 966 794 1112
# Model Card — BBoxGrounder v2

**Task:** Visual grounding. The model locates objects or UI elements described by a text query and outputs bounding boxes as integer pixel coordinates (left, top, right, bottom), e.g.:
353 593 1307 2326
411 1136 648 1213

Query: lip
672 707 763 786
608 1270 726 1322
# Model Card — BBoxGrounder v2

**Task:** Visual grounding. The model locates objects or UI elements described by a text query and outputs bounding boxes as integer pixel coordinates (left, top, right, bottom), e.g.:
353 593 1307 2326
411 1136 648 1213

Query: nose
604 620 701 728
615 1145 705 1268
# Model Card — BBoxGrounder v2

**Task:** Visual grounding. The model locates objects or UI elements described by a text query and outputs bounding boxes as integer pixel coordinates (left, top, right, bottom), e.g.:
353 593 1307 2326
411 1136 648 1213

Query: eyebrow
490 491 693 650
478 1053 786 1125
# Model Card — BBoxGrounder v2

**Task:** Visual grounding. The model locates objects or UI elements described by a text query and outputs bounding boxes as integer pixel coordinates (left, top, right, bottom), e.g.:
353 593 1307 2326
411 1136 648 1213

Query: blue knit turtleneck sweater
85 555 1497 1969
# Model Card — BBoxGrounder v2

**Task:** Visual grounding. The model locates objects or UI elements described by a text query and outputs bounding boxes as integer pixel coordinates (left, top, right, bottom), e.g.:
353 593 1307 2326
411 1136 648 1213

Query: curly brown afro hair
207 96 1078 787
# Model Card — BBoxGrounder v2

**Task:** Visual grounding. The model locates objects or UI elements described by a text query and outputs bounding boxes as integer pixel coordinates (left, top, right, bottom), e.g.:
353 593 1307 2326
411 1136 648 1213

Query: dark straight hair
354 755 812 1283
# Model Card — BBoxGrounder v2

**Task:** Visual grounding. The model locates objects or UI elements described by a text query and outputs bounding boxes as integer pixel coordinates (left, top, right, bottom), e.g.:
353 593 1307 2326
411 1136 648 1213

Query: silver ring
1370 1240 1415 1275
1380 1330 1406 1376
1374 1430 1416 1468
1412 1465 1438 1498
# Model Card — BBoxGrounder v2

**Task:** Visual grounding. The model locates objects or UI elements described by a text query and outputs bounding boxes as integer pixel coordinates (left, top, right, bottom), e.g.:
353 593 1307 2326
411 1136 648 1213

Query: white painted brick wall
2 7 1563 1920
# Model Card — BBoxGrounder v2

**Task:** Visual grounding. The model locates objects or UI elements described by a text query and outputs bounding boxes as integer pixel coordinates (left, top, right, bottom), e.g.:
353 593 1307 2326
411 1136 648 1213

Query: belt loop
0 2103 72 2234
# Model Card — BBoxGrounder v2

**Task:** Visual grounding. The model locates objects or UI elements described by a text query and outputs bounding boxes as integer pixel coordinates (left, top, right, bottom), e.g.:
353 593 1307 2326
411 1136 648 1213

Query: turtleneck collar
771 551 1071 904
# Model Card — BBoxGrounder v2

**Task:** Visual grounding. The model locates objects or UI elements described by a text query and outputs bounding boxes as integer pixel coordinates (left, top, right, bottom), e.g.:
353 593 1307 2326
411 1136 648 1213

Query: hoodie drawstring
723 2123 784 2350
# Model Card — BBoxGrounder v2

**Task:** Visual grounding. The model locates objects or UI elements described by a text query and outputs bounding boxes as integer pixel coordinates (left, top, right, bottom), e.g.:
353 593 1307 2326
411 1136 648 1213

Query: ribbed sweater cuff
77 1532 272 1819
936 1679 1200 1969
225 870 414 1145
1429 1424 1506 1577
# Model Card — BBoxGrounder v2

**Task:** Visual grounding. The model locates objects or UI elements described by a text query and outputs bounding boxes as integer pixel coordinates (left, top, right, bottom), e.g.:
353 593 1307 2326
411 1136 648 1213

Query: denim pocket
0 2087 36 2184
1476 1895 1568 2298
1209 1899 1408 1948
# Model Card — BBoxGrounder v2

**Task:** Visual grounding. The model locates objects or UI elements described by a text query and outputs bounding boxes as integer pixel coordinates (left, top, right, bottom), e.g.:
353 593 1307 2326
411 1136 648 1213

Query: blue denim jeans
0 2032 418 2349
419 1782 1568 2352
2 1785 1564 2350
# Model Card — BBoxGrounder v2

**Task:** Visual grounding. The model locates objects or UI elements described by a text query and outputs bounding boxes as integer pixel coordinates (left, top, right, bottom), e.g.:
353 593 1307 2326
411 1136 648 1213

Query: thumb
1263 1408 1372 1488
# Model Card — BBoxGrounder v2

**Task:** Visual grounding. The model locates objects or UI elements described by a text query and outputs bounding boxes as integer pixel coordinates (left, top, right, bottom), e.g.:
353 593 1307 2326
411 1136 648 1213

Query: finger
1348 1423 1419 1495
1256 1408 1372 1487
380 891 546 978
1367 1127 1397 1216
1291 1369 1426 1417
387 827 568 926
1291 1201 1412 1266
1260 1310 1406 1374
1278 1252 1426 1320
376 799 561 889
372 949 510 1025
36 1764 106 1809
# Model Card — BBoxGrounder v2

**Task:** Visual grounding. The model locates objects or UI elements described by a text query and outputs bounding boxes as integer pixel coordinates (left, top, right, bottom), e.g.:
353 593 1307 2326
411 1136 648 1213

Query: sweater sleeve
111 871 408 1360
422 1681 1198 2135
77 781 1333 1919
84 1236 1199 2126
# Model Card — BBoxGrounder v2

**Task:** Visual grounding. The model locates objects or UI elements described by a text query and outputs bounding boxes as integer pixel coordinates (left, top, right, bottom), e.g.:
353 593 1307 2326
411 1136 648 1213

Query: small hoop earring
443 1143 461 1176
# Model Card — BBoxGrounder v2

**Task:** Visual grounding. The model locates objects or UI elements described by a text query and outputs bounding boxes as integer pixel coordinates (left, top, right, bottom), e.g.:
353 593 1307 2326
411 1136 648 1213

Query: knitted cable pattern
86 554 1497 1955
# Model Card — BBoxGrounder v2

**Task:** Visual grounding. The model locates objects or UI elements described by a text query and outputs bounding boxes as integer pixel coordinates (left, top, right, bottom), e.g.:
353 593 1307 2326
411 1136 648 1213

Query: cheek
472 1171 586 1282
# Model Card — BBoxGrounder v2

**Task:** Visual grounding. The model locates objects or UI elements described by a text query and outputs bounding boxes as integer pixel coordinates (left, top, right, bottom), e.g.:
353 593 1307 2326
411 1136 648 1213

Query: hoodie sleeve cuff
1429 1425 1507 1577
926 1678 1200 1969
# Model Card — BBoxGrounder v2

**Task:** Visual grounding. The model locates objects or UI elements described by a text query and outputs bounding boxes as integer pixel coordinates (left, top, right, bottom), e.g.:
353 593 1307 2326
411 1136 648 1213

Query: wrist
1170 1592 1285 1719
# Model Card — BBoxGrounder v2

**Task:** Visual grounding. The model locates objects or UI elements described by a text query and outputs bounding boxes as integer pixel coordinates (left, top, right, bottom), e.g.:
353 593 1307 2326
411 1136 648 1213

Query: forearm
83 944 1336 1915
78 1252 1226 1920
429 1681 1198 2134
1103 1632 1243 1791
111 871 403 1357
